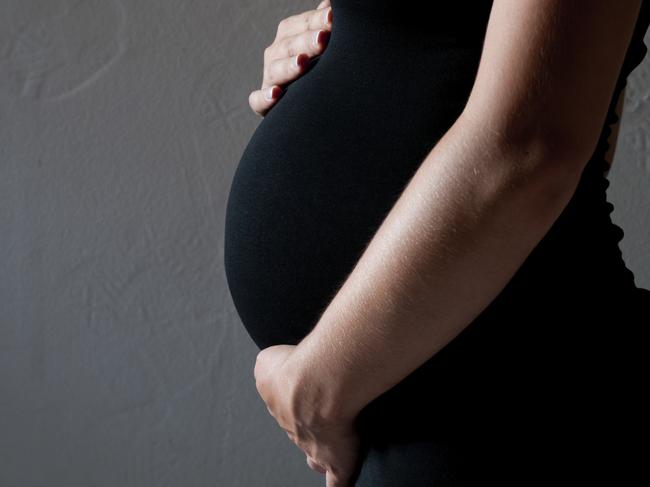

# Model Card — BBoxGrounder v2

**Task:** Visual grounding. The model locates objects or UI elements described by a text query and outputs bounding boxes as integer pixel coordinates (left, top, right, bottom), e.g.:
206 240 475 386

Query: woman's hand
253 344 364 487
248 0 333 117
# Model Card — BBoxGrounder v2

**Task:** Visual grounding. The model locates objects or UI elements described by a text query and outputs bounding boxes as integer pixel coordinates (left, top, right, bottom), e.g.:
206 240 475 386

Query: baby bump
224 92 437 349
223 42 479 349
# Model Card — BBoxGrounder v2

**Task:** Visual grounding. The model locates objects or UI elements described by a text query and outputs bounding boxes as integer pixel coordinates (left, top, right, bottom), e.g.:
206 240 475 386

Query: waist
545 157 638 293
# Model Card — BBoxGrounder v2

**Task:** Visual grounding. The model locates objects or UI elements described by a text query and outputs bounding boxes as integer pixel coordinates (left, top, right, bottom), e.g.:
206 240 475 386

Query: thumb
326 470 351 487
254 344 290 378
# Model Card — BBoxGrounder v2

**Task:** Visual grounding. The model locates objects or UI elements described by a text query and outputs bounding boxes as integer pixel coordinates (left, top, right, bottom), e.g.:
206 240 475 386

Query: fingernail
264 86 275 101
292 54 300 68
313 30 323 47
323 6 332 24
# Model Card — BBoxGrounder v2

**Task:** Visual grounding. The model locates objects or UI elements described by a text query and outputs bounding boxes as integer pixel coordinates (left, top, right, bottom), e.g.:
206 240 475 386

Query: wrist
285 334 362 426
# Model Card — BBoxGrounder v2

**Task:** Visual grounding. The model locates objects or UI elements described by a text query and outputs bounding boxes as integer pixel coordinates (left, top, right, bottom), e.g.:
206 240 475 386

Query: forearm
289 111 586 422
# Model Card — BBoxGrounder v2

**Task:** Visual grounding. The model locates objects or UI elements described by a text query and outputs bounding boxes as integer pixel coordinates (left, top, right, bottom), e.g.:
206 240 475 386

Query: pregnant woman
225 0 650 485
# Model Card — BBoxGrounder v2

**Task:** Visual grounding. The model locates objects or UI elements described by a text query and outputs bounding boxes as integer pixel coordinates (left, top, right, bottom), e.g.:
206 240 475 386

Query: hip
355 283 648 441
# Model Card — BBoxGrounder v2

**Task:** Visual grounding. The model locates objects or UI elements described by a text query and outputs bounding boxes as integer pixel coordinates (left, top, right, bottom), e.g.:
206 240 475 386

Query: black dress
224 1 650 484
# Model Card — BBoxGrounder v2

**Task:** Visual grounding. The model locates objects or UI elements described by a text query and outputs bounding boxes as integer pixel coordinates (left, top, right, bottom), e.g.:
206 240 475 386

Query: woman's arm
284 0 643 422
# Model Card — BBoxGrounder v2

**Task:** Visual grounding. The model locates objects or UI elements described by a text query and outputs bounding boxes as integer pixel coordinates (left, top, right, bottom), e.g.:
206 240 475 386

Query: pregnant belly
223 19 637 357
223 35 482 350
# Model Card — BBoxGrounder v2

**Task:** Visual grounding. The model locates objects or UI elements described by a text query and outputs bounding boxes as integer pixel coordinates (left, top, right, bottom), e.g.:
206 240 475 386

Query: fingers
264 31 327 85
326 469 352 487
264 10 332 82
274 4 332 40
266 404 276 418
248 85 284 117
250 1 333 117
307 456 327 474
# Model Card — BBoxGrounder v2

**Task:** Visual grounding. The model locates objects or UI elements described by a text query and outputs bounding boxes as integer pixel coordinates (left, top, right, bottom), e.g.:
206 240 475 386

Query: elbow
457 107 591 190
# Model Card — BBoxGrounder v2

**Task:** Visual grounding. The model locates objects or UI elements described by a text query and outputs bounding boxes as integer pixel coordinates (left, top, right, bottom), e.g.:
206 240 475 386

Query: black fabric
224 1 650 483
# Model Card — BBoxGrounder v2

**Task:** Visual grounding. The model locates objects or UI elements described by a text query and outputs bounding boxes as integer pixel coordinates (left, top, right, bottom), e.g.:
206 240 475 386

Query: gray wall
0 1 648 486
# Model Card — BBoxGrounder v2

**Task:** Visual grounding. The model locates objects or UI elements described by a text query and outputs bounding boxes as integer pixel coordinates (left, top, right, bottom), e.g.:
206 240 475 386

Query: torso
224 0 648 351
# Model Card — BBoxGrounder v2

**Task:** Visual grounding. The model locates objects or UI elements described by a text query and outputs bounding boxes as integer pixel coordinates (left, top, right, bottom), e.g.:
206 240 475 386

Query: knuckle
276 18 287 36
290 54 302 72
265 66 275 84
329 474 343 487
275 36 288 57
282 36 296 58
248 101 259 115
263 45 275 63
306 29 321 53
285 38 298 59
307 457 326 474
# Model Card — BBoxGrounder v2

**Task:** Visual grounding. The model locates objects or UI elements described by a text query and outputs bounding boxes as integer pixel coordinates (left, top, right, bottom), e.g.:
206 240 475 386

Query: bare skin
252 1 642 486
248 0 332 117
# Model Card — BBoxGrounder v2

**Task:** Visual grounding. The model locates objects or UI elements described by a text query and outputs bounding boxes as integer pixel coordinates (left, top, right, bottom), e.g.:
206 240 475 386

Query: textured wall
0 1 648 486
611 55 650 289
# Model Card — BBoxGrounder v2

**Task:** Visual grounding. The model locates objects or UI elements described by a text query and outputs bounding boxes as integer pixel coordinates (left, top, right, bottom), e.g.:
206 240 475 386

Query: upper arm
460 0 642 168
